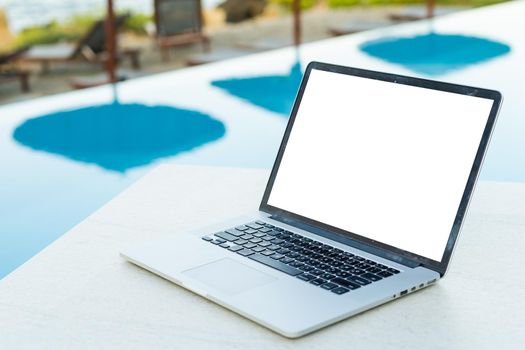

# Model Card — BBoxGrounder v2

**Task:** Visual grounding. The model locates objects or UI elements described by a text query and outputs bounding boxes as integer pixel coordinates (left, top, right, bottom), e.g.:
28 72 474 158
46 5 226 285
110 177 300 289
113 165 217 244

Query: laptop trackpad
183 258 277 295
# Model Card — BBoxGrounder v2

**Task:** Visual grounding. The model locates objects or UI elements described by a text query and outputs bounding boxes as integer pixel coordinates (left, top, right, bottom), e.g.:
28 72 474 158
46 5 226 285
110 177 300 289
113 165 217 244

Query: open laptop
121 61 502 338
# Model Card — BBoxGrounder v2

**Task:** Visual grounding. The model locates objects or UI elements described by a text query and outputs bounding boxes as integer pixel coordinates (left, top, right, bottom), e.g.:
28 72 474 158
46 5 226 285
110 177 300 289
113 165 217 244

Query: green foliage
271 0 319 10
12 12 151 50
123 13 153 35
13 21 84 49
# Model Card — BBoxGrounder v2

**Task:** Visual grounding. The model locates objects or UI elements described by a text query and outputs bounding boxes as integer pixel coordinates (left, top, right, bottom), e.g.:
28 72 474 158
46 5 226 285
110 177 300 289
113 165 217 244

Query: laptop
121 61 502 338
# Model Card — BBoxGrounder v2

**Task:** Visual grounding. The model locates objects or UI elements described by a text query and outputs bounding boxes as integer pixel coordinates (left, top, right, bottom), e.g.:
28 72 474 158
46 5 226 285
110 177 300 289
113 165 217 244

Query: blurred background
0 0 506 104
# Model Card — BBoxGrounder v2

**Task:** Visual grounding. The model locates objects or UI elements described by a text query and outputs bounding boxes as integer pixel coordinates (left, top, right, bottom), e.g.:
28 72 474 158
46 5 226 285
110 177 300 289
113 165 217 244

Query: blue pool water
13 98 225 172
1 2 524 278
360 33 511 76
212 61 303 116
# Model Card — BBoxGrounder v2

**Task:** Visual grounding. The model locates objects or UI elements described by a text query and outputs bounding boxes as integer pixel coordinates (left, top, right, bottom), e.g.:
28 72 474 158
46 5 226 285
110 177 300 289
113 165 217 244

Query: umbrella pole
105 0 117 83
426 0 436 18
293 0 301 46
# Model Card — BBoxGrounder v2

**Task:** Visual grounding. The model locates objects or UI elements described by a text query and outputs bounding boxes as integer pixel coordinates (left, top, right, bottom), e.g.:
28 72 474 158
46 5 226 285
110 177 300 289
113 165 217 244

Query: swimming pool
1 1 523 278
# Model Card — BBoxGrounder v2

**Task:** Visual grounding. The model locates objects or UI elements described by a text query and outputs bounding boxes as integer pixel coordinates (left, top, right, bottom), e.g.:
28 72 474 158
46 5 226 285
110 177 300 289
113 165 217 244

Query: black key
310 269 323 276
235 226 249 231
320 282 338 290
321 273 335 280
299 265 314 272
290 261 304 268
264 224 275 228
272 239 284 245
367 267 382 274
249 253 303 276
296 256 309 262
310 278 325 286
336 271 351 278
377 271 393 278
325 267 339 274
259 241 271 247
266 230 280 236
244 243 257 249
274 227 284 232
234 239 248 245
281 242 294 248
287 252 300 258
228 245 243 252
365 260 377 265
214 231 237 241
331 287 350 295
225 229 244 237
343 252 355 257
245 229 258 234
349 268 365 275
377 264 388 269
271 254 285 260
202 236 213 242
309 261 322 268
277 248 290 255
237 249 254 257
387 268 400 274
247 223 263 230
331 261 344 267
348 276 371 286
262 235 275 241
354 256 365 261
252 246 265 253
362 273 382 282
331 277 361 290
249 238 263 244
355 263 371 269
297 274 315 282
281 257 294 264
219 243 230 248
340 264 352 271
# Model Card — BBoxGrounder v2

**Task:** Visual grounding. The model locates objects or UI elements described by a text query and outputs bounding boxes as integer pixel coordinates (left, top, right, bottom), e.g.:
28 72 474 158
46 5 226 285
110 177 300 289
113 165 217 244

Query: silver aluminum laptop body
121 62 502 338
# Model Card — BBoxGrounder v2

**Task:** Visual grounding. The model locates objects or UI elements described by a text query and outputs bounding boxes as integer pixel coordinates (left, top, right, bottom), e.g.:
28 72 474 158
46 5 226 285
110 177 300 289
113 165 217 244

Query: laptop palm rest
183 258 277 295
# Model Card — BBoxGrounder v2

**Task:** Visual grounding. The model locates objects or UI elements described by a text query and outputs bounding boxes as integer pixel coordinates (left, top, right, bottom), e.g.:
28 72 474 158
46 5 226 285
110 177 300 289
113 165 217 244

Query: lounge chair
0 48 30 92
20 15 140 72
154 0 210 61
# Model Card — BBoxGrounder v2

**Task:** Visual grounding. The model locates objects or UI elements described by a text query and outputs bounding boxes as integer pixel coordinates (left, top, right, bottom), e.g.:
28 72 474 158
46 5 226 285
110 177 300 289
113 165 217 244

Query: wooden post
293 0 301 46
426 0 436 18
105 0 117 83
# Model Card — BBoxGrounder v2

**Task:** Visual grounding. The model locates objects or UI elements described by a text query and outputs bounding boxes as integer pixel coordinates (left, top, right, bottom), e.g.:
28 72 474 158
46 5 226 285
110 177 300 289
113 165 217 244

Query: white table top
1 164 524 349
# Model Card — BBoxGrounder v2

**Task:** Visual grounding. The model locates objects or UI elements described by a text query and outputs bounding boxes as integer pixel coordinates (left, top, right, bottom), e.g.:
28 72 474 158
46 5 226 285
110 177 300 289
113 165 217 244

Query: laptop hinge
270 214 420 269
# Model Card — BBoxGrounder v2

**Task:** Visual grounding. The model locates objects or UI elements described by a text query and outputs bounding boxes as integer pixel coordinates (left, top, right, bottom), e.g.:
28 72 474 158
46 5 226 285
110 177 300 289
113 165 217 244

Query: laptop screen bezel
259 61 502 276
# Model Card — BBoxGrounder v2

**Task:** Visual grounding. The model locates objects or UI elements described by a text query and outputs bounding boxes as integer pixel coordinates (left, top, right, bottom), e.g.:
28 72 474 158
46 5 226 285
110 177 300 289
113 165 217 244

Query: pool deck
0 164 524 348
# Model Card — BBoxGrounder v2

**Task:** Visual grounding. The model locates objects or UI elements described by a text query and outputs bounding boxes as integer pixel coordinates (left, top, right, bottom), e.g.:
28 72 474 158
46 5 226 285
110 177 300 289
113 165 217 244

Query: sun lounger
0 48 30 92
20 15 140 72
155 0 210 61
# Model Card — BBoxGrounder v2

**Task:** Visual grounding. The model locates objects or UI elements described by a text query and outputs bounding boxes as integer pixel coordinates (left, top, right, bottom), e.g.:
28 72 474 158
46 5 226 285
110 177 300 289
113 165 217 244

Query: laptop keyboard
202 221 400 295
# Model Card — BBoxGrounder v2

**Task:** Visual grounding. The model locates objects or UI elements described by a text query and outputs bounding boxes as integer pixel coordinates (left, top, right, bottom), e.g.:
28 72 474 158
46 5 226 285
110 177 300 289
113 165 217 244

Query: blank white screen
268 69 494 261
